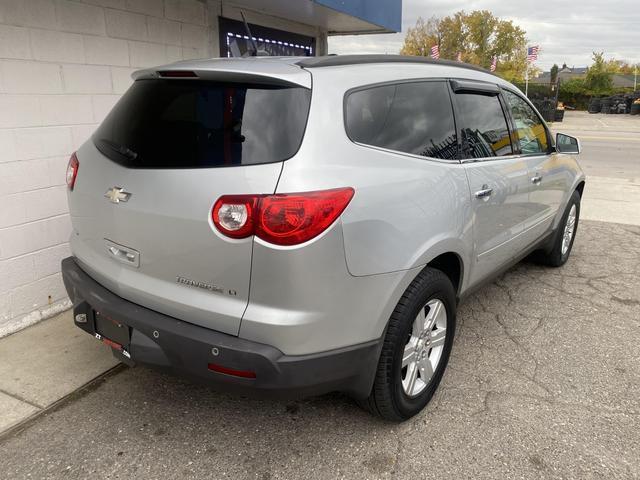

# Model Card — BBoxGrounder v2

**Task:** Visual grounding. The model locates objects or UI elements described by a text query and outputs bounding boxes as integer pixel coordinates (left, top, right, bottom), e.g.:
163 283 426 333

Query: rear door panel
464 157 531 285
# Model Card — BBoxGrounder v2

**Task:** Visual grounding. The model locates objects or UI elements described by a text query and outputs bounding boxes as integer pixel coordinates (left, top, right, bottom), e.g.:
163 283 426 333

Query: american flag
456 51 462 62
490 56 497 72
527 45 539 63
430 45 440 60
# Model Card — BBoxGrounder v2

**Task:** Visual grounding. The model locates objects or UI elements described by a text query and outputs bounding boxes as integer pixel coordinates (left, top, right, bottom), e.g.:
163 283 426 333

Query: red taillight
158 70 198 78
212 188 354 246
257 189 355 245
66 152 79 190
208 363 256 379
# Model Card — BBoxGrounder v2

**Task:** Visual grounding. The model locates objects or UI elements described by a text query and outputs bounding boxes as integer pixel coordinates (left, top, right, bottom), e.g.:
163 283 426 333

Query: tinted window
454 93 513 159
345 81 458 160
93 80 311 168
504 90 549 155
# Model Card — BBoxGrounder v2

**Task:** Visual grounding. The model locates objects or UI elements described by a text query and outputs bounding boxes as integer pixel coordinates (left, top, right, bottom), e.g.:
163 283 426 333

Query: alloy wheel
401 299 447 397
561 204 577 255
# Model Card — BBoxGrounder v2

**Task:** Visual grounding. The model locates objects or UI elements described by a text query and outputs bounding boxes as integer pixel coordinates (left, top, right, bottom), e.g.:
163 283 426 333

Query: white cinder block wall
0 0 212 336
0 0 327 337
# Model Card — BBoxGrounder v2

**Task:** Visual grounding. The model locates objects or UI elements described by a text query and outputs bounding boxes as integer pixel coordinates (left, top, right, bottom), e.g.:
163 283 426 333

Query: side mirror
556 133 581 154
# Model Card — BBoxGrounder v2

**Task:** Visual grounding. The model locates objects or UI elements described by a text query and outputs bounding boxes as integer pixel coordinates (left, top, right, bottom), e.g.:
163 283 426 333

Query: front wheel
535 190 581 267
360 268 456 421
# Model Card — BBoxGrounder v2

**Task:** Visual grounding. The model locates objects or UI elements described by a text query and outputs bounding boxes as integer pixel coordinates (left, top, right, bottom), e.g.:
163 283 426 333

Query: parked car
62 55 585 421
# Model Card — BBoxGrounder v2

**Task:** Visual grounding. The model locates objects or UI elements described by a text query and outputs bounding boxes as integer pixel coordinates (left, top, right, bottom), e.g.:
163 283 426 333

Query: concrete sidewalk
581 176 640 226
0 311 118 434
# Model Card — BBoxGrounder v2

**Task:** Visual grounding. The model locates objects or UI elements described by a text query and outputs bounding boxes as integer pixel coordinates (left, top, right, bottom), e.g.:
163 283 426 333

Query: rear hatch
69 64 311 335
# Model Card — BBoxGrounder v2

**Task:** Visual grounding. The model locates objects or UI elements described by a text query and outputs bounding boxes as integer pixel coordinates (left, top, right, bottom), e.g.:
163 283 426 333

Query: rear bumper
61 257 380 399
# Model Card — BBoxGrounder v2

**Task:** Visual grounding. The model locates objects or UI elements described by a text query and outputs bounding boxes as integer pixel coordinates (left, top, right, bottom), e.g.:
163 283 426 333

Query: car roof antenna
240 11 260 57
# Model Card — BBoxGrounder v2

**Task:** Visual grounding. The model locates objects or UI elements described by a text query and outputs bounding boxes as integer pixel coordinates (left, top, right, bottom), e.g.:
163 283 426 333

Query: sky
328 0 640 72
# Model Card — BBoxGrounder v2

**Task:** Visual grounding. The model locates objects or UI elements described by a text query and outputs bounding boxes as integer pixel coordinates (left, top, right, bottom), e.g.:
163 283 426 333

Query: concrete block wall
0 0 328 337
0 0 213 336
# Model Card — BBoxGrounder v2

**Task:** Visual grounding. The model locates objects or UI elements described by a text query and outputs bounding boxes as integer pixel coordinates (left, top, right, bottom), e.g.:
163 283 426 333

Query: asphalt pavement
554 111 640 180
0 111 639 479
552 111 640 226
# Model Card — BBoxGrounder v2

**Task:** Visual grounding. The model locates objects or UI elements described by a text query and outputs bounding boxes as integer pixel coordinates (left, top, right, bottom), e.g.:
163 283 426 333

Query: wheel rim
561 204 577 255
401 299 447 398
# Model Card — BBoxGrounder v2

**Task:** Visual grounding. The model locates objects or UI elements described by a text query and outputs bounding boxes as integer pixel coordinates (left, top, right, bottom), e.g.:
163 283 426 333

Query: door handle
474 185 493 199
531 175 542 184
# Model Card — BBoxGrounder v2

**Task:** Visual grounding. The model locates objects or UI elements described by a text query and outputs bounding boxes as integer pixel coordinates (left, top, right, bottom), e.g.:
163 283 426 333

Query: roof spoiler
297 54 496 76
132 68 309 88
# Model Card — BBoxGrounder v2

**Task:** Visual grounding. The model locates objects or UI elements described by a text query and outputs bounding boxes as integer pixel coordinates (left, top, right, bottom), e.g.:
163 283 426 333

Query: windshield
93 79 311 168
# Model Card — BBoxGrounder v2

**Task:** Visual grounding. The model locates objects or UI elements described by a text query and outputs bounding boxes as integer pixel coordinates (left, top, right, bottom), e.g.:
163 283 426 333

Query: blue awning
225 0 402 35
315 0 402 33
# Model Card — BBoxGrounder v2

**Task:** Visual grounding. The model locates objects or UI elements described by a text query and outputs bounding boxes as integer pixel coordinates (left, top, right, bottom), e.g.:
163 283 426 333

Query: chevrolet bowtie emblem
104 187 131 204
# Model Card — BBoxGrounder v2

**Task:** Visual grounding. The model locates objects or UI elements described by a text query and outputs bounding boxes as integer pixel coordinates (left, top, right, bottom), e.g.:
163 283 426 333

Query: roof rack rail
296 54 495 76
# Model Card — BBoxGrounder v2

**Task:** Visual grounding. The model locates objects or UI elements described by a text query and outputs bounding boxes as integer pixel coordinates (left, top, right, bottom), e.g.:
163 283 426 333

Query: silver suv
62 55 585 421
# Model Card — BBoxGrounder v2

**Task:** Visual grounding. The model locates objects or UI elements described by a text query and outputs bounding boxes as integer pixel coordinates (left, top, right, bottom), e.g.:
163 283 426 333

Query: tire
360 268 456 421
534 190 581 267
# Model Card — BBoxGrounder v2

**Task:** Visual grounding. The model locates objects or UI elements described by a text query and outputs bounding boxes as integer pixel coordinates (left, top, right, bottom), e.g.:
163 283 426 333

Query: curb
0 363 126 443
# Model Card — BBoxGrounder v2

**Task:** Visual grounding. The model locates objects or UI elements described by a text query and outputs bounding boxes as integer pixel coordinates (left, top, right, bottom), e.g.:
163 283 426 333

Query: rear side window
503 90 549 155
93 79 311 168
454 93 513 159
345 81 458 160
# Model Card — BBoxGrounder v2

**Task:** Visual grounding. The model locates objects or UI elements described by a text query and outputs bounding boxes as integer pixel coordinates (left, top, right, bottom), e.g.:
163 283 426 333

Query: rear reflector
208 363 256 379
99 336 122 351
212 188 355 246
158 70 198 78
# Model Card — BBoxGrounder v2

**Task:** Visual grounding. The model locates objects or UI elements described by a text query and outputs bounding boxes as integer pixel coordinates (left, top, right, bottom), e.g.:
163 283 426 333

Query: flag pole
525 53 529 97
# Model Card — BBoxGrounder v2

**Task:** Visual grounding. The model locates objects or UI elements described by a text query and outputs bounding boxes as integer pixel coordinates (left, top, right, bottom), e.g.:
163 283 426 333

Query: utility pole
635 65 637 90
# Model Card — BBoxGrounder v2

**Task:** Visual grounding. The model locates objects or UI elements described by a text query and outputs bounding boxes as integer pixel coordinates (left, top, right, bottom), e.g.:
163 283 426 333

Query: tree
400 16 440 57
585 52 613 94
603 59 639 75
400 11 530 81
550 64 559 84
490 19 529 82
464 10 497 65
438 11 467 59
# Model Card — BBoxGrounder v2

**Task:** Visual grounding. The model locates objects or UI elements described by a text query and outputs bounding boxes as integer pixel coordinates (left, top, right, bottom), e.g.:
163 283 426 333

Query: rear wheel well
427 253 462 296
576 181 585 197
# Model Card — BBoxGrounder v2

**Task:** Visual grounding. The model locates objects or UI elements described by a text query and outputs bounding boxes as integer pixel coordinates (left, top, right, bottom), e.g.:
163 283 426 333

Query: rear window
345 81 458 160
93 79 311 168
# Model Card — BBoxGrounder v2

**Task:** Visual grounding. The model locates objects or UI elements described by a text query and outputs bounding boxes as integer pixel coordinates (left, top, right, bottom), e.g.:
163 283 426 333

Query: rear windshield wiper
95 138 139 161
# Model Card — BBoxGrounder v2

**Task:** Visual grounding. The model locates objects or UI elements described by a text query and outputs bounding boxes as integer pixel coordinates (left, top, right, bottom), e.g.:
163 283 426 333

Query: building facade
0 0 401 336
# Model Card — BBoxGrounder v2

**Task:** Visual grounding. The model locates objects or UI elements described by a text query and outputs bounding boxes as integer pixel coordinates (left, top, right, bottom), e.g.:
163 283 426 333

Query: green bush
559 78 590 109
512 81 554 100
558 78 633 110
510 77 632 111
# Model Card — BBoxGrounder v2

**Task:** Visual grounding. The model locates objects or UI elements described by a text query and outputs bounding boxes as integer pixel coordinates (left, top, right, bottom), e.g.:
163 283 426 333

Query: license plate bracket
94 311 131 349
